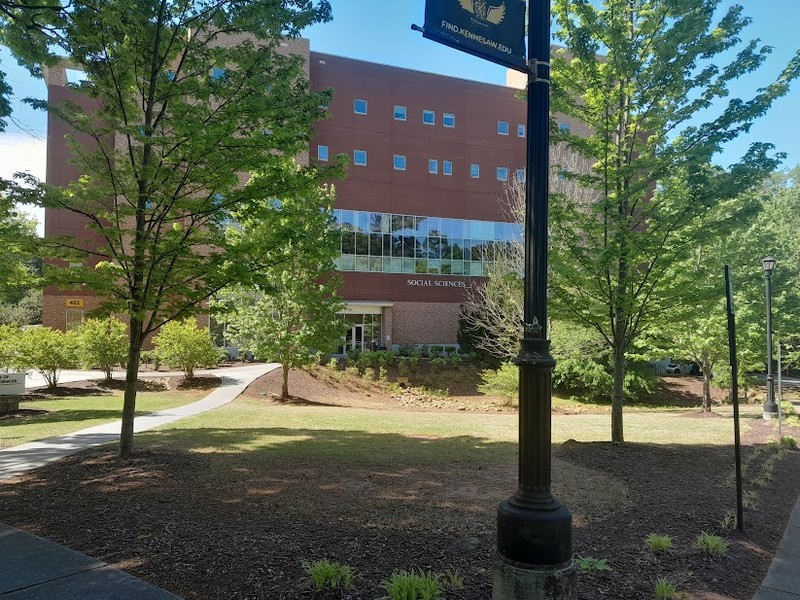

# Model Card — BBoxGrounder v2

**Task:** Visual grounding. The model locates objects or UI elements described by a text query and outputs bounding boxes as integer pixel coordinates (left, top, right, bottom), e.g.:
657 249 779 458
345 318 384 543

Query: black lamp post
763 257 778 419
493 0 575 597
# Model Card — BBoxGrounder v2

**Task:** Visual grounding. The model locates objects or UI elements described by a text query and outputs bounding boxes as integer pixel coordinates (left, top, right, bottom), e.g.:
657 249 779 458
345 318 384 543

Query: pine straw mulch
1 368 798 599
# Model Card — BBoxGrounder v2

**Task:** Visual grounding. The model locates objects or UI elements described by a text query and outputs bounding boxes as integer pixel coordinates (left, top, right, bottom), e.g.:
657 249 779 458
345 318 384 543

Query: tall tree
9 0 341 456
550 0 800 442
219 180 344 399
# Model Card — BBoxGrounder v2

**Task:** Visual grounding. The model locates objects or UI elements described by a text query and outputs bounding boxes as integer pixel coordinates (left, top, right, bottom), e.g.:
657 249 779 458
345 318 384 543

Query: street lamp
762 257 778 419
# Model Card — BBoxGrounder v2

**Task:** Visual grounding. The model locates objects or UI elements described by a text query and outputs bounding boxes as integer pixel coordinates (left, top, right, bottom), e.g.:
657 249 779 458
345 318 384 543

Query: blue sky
2 0 799 231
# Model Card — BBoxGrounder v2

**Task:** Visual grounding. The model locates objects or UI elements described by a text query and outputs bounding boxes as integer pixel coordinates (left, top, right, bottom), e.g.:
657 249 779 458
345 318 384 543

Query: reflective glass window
394 154 406 170
428 159 438 174
443 160 453 176
354 150 367 166
354 98 368 115
497 166 508 181
470 164 480 178
394 105 407 121
423 110 435 125
317 145 329 161
443 113 455 128
497 121 509 135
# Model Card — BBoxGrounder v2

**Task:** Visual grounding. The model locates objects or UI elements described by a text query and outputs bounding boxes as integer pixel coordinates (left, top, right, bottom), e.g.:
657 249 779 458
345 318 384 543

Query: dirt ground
1 368 798 599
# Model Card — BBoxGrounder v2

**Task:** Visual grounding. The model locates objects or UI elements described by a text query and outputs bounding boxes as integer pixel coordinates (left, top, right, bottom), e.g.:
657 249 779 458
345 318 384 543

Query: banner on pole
421 0 527 72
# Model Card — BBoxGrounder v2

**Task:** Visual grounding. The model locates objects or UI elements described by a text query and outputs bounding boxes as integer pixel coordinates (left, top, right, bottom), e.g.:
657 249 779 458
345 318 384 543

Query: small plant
398 356 412 376
743 489 759 510
780 435 797 449
304 559 354 596
382 569 443 600
445 570 463 590
431 345 445 357
448 354 462 368
430 357 448 368
719 509 738 531
645 534 672 553
378 366 389 382
575 556 613 572
363 367 377 381
654 577 677 599
695 532 728 556
410 354 421 367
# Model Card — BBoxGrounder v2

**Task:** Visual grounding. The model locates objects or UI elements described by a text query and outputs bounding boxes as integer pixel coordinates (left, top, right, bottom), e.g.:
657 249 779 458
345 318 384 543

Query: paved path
753 495 800 599
0 363 276 599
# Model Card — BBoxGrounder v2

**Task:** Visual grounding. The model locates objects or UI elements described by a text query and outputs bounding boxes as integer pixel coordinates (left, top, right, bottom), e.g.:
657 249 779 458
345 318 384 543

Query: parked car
665 363 682 374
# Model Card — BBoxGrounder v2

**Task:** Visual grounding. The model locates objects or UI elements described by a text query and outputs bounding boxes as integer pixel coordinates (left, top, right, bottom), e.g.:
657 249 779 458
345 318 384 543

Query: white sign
406 278 469 289
0 372 25 396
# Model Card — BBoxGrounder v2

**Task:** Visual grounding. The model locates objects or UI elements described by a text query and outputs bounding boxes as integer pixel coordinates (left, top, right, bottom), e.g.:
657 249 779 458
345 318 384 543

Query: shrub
303 559 354 596
575 556 612 572
553 357 613 401
397 344 415 357
152 320 222 379
780 435 797 449
478 362 518 405
398 356 412 376
430 357 448 369
448 354 462 368
695 532 728 556
430 345 444 357
645 534 672 553
14 326 80 388
382 570 442 600
78 317 128 381
654 578 677 599
0 324 21 371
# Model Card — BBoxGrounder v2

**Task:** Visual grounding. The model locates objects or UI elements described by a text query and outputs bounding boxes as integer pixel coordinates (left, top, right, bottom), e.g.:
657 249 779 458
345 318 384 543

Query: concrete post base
493 557 577 600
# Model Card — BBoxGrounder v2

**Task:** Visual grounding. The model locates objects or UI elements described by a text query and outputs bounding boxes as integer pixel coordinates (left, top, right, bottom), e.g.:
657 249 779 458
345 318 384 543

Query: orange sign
65 298 84 308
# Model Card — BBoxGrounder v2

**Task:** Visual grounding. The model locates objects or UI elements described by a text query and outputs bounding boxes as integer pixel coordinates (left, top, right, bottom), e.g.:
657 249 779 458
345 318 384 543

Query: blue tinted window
517 123 525 137
354 150 367 166
559 122 570 133
497 167 508 181
470 164 480 178
497 121 509 135
354 99 368 115
423 110 435 125
443 113 455 128
443 160 453 176
428 159 438 174
211 67 226 81
394 155 406 170
516 168 525 182
394 105 406 121
317 145 329 161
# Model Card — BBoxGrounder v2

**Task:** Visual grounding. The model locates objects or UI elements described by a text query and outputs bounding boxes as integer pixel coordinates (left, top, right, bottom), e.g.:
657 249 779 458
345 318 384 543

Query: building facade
43 42 580 349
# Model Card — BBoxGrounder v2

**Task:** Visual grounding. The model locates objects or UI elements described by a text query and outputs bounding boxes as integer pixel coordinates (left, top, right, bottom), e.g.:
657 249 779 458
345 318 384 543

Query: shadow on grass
0 409 123 428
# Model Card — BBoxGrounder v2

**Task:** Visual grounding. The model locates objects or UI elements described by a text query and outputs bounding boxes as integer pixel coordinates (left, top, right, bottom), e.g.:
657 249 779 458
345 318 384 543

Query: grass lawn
0 386 212 449
144 394 762 459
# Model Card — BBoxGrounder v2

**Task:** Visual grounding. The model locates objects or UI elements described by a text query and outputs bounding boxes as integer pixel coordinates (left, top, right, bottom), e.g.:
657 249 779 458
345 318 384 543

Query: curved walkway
0 363 276 598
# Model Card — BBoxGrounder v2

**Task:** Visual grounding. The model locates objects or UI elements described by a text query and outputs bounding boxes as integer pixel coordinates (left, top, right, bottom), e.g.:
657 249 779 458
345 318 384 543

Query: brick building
43 41 577 350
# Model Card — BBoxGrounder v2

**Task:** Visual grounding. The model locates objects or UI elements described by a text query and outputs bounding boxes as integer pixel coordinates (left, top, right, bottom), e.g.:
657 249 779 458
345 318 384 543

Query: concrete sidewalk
0 362 276 598
0 363 276 481
753 495 800 599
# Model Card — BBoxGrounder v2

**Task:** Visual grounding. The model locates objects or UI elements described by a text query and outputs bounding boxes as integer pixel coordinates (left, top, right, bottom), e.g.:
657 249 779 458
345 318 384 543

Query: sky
2 0 799 233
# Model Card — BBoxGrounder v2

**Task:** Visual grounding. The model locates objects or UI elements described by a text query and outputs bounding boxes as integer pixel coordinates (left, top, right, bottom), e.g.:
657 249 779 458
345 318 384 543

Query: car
665 363 682 374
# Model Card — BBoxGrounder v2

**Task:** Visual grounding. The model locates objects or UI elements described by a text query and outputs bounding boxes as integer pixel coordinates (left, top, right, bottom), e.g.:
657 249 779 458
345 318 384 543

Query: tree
221 181 344 399
152 319 220 379
78 316 127 381
7 0 340 455
15 326 79 387
549 0 800 442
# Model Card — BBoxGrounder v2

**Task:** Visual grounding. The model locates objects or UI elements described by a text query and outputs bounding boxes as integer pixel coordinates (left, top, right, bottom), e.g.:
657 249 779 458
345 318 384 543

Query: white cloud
0 132 46 236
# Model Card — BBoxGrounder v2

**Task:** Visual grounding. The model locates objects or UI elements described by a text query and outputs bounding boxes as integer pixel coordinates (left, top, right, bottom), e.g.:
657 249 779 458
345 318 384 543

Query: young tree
78 316 127 381
221 181 344 399
152 319 220 379
15 326 79 387
549 0 800 442
7 0 341 455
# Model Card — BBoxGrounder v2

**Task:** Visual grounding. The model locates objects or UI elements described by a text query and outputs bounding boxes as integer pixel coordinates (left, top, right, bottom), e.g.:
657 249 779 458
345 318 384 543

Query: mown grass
141 395 751 465
0 387 211 448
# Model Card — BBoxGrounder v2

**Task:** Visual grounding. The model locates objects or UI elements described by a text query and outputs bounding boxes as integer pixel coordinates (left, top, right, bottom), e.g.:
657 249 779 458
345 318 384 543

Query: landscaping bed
1 368 798 599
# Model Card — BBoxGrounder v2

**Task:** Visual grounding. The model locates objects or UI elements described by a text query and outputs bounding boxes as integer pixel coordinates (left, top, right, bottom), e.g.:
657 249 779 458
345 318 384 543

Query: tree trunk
281 363 289 398
702 371 712 412
120 318 144 457
611 344 625 444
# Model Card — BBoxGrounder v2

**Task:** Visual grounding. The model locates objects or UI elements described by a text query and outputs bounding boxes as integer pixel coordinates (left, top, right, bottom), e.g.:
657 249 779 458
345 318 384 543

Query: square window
428 159 438 174
559 122 570 133
394 154 407 170
497 121 509 135
210 67 226 81
497 167 508 181
516 168 525 182
423 110 436 125
354 150 367 166
354 98 368 115
517 123 526 137
394 105 407 121
443 160 453 176
65 69 88 85
443 113 455 128
317 145 329 161
470 164 480 178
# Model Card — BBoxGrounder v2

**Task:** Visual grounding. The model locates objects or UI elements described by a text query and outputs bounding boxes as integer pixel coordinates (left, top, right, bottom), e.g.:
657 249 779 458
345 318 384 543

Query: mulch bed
1 369 798 599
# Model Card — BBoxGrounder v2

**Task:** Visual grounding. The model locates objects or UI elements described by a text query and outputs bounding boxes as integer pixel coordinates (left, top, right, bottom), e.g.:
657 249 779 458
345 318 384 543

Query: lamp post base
493 555 576 600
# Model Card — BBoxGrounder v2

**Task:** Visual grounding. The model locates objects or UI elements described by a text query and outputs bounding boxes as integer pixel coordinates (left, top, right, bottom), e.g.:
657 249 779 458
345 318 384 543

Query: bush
553 357 612 401
14 326 80 388
645 534 672 553
478 362 518 406
0 324 21 371
78 317 128 380
695 532 728 556
152 320 222 379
